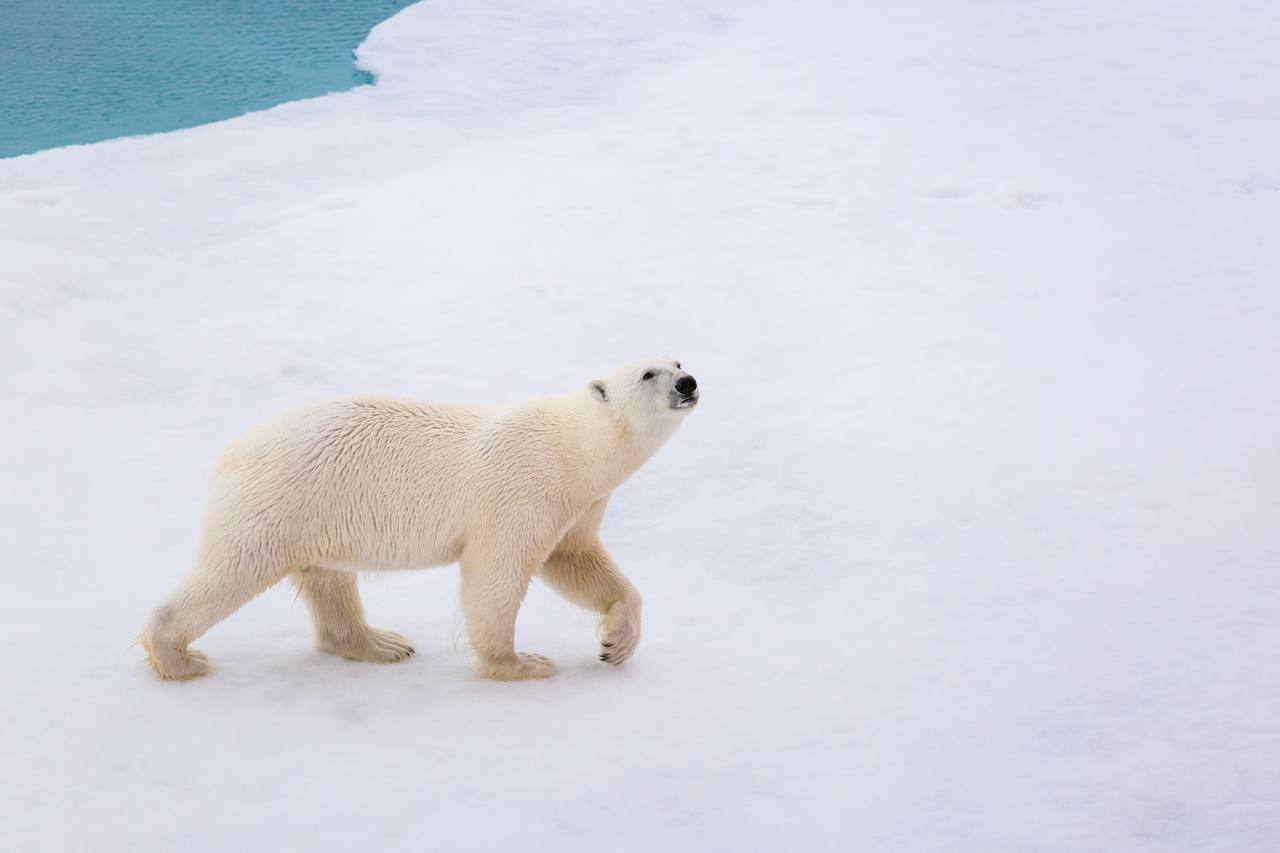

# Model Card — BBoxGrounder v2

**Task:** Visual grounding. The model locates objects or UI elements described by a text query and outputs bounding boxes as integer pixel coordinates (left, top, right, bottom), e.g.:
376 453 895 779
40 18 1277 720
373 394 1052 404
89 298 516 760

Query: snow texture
2 1 1279 851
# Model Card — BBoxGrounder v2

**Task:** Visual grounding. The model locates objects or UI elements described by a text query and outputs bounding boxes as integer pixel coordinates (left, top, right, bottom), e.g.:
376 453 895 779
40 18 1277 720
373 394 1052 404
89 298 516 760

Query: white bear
141 357 699 681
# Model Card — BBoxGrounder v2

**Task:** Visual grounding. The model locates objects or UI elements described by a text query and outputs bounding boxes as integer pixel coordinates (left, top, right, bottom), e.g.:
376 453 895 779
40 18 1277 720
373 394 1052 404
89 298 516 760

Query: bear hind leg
292 567 414 663
141 553 288 680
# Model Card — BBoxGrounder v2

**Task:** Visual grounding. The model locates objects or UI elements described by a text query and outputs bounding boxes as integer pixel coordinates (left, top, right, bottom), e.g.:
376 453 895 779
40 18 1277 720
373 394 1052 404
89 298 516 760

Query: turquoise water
0 0 415 158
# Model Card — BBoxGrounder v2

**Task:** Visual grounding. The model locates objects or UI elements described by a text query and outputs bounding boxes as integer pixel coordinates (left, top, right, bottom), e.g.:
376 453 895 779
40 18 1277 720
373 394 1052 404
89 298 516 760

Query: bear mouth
670 393 699 410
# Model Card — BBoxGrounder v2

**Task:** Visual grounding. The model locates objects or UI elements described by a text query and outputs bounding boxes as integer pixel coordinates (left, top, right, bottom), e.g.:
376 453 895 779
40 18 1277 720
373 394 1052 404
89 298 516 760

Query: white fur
141 357 697 681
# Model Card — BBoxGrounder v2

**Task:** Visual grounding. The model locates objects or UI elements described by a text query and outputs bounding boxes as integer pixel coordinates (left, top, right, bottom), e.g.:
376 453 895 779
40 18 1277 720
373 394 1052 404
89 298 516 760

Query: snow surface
3 1 1279 851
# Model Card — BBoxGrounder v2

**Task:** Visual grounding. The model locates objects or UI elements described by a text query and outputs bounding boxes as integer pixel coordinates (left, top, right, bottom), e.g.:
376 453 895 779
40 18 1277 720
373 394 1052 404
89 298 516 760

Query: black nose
675 375 697 396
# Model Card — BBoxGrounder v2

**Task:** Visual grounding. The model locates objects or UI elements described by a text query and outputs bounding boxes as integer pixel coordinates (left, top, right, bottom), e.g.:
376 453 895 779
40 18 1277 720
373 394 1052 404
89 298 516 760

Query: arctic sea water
0 0 414 158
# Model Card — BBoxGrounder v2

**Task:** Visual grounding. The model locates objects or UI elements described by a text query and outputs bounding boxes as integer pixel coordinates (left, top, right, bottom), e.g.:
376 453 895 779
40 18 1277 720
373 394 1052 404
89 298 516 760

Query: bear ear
589 380 608 403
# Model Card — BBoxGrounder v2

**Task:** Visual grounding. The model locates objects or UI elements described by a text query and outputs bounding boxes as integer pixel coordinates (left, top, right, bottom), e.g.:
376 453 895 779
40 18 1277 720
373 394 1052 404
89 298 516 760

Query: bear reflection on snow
140 357 700 682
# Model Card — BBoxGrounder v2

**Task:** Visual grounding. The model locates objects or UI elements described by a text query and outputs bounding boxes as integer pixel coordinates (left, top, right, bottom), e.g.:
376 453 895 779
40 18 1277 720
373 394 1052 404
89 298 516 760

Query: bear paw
146 643 213 680
598 600 641 666
319 627 415 663
482 652 556 681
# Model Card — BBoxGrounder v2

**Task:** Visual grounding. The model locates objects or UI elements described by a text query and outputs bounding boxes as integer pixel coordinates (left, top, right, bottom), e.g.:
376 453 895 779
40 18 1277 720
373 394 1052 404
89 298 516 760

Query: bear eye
642 371 656 381
675 362 681 370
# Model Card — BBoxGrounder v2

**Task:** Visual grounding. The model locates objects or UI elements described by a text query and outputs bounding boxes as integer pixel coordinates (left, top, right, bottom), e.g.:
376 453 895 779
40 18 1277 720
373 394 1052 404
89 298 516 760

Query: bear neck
557 393 678 500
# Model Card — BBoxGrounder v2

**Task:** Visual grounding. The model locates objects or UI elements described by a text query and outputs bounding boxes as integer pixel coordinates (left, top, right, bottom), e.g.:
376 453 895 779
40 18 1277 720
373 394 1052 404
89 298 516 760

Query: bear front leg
460 554 555 680
540 538 642 666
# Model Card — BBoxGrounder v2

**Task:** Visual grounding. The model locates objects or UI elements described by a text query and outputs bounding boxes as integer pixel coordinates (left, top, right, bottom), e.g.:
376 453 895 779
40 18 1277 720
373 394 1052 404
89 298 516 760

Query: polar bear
140 357 699 681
